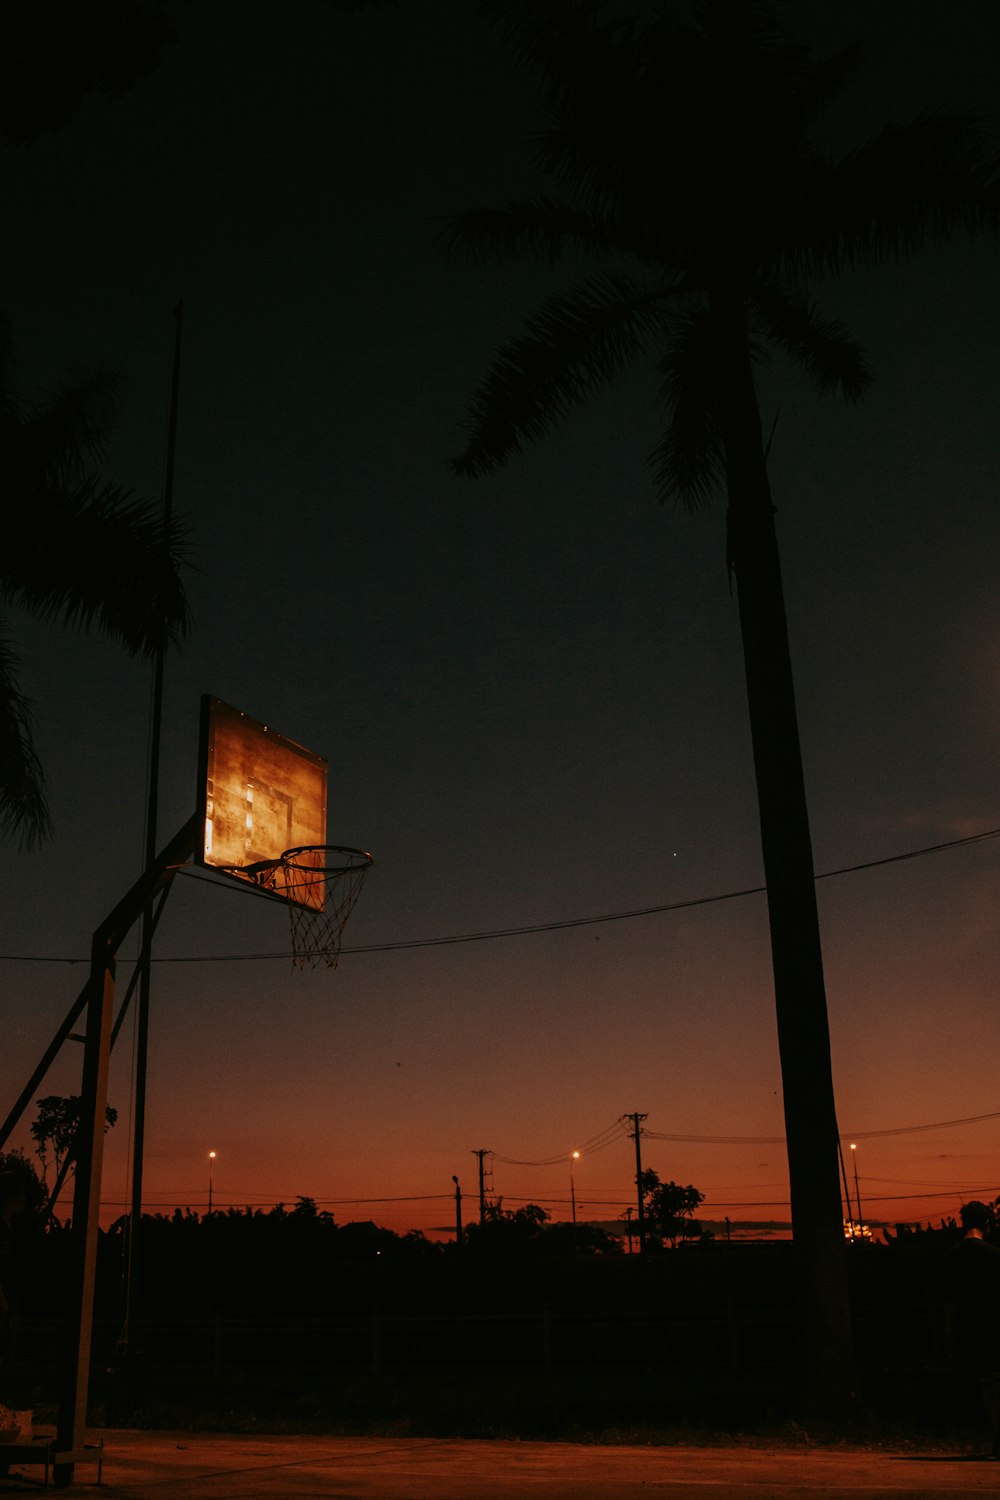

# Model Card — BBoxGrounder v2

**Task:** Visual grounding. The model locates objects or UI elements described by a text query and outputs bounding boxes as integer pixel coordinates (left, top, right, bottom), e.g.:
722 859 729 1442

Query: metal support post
48 813 198 1486
53 943 115 1486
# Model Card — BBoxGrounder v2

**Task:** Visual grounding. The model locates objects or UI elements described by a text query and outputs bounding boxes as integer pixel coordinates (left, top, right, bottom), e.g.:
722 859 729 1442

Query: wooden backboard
196 696 327 908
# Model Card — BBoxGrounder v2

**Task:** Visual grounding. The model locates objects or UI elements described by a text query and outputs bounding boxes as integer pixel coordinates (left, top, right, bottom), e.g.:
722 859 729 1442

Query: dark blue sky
2 1 999 1235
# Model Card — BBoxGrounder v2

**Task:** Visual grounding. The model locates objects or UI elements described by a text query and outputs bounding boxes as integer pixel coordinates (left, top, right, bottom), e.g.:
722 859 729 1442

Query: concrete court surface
3 1431 1000 1499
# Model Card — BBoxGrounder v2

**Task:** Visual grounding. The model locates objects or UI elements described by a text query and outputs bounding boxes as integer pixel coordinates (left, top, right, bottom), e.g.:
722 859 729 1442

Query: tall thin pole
452 1176 463 1246
622 1112 648 1253
472 1149 488 1221
123 302 183 1350
850 1143 863 1240
837 1138 854 1241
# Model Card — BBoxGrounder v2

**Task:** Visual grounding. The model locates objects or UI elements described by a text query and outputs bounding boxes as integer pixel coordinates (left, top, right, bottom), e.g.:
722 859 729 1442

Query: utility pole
850 1144 864 1240
621 1112 648 1253
472 1149 489 1221
451 1175 463 1246
837 1139 854 1241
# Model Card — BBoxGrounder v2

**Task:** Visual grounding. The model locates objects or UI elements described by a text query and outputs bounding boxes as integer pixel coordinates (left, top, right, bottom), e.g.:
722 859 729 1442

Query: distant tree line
4 1100 996 1332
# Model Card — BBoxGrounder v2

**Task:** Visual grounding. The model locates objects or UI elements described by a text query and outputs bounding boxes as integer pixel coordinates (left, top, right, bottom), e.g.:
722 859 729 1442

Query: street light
570 1150 580 1224
850 1143 863 1239
208 1150 216 1214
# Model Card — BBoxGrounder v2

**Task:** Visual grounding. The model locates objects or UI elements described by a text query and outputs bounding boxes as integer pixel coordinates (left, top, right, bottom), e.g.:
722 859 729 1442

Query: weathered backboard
196 696 328 909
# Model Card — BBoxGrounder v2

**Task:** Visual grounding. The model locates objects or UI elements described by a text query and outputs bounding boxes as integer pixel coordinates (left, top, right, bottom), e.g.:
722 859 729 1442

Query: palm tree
444 0 999 1401
0 316 189 846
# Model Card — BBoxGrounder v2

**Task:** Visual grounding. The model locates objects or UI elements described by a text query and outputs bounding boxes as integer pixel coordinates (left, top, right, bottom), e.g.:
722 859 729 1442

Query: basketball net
249 846 373 970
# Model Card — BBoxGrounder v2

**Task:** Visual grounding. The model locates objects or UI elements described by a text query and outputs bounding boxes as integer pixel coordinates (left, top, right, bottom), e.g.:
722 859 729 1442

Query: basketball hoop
242 845 373 970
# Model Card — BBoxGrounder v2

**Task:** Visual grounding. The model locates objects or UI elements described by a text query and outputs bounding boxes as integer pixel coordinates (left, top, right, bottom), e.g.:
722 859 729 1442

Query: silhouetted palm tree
445 0 999 1400
0 1 173 147
0 317 189 846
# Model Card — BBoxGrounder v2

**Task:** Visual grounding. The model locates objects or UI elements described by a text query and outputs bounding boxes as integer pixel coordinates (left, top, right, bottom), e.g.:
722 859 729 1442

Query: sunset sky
2 0 999 1241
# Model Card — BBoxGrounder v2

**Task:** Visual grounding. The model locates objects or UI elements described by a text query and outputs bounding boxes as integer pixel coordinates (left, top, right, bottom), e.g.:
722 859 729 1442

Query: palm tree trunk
717 303 854 1406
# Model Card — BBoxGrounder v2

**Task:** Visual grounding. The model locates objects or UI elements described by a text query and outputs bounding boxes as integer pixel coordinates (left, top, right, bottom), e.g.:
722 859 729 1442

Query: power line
646 1107 1000 1145
2 825 997 966
860 1175 996 1188
97 1192 453 1210
491 1119 628 1167
488 1107 1000 1176
646 1131 785 1144
702 1186 999 1209
846 1110 1000 1141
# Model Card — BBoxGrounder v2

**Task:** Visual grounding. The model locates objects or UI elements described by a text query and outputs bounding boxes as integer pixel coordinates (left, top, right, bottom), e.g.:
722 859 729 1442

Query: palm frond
438 196 618 265
685 1 823 153
0 635 51 849
692 0 787 35
3 369 118 482
786 110 1000 274
0 314 13 404
532 115 684 230
479 1 637 115
453 270 672 477
524 5 832 258
528 12 691 217
793 39 865 129
749 285 871 400
1 479 191 655
0 1 175 147
482 0 666 219
647 309 726 511
440 193 682 274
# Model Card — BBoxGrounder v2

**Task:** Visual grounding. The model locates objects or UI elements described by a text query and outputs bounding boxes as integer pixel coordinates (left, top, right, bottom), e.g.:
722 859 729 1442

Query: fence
8 1301 941 1388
